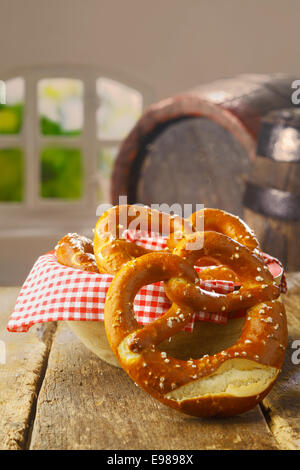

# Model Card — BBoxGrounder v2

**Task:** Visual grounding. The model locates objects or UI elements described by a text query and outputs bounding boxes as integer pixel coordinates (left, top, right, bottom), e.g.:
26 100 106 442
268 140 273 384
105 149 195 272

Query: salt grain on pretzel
188 208 260 252
94 204 195 274
55 207 287 417
55 233 99 273
104 238 287 417
167 231 279 314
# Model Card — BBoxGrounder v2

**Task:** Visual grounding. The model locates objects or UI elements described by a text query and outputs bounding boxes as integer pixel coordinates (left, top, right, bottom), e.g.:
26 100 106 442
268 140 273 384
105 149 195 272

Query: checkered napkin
7 230 286 333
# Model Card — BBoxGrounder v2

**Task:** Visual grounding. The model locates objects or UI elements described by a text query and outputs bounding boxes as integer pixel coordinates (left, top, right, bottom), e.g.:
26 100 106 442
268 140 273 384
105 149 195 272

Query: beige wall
0 0 299 100
0 0 299 284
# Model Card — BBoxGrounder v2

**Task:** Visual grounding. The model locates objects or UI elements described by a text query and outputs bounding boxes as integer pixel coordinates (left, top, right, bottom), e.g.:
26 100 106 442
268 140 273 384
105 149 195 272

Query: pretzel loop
188 208 260 251
54 206 287 417
94 204 195 274
165 231 279 313
104 232 286 417
104 252 198 351
55 233 99 273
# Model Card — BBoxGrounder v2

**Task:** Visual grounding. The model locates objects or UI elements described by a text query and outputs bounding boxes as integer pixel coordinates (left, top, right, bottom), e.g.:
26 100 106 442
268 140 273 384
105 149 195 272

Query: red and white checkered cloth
7 230 286 333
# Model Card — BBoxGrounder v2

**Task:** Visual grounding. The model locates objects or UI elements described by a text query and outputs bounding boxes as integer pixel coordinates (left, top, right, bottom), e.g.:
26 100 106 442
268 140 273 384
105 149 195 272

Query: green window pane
41 148 83 199
97 147 118 202
38 78 83 136
0 78 24 135
96 78 142 140
0 148 24 202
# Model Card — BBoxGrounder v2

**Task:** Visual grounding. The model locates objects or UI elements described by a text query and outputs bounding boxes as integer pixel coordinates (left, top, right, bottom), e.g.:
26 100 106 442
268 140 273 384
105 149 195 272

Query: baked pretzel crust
55 208 287 417
104 243 287 417
94 204 195 274
188 208 260 251
166 231 279 314
55 233 99 273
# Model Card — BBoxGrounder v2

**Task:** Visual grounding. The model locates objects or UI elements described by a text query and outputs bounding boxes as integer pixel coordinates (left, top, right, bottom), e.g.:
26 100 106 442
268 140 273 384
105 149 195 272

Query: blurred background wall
1 0 300 99
0 0 299 284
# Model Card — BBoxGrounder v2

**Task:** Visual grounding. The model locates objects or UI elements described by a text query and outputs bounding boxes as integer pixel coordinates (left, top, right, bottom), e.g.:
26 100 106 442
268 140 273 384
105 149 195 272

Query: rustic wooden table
0 273 299 450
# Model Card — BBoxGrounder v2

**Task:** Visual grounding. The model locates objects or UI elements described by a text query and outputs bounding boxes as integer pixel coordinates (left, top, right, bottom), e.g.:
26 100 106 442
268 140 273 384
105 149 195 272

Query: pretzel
94 204 195 274
104 234 286 417
196 265 240 283
166 231 279 313
55 233 99 273
55 228 237 285
187 208 260 267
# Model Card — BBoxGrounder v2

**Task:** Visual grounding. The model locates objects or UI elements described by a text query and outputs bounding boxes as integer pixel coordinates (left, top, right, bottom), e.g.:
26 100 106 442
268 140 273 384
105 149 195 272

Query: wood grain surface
0 287 56 450
134 117 251 218
29 323 277 450
0 273 299 450
260 273 300 450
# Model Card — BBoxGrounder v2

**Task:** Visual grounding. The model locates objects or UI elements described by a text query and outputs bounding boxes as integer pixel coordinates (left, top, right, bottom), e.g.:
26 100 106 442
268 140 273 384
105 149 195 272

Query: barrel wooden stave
134 117 250 217
112 74 298 268
244 154 300 271
193 74 295 137
244 207 300 271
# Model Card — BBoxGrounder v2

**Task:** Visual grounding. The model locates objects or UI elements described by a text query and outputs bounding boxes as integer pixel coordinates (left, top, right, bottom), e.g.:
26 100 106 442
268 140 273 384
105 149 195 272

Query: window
37 78 84 201
0 78 25 203
96 77 143 140
0 67 151 228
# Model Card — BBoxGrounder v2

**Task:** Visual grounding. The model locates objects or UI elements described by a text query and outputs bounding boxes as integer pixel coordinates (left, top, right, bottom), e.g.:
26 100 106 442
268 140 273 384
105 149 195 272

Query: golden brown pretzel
188 208 260 254
55 233 99 273
186 208 261 283
104 242 286 417
196 265 240 283
166 231 279 314
94 204 195 274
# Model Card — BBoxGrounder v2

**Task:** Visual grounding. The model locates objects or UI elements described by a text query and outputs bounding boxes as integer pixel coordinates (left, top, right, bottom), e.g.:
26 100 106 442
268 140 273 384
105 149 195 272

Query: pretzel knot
104 232 287 417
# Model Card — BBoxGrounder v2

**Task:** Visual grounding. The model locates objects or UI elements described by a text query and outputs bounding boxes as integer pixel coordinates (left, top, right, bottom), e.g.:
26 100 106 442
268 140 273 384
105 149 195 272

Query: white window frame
0 66 153 231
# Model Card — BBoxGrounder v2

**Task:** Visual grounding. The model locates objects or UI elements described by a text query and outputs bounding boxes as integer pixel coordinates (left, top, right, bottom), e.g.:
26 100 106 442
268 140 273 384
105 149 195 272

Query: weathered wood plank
30 322 278 450
260 272 300 450
0 287 56 450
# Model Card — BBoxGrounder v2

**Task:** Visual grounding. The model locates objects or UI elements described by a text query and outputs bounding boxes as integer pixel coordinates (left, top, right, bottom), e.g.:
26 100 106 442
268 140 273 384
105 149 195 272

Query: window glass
40 147 83 199
38 79 83 136
0 74 144 207
0 78 24 134
0 148 24 201
97 146 118 202
96 78 142 140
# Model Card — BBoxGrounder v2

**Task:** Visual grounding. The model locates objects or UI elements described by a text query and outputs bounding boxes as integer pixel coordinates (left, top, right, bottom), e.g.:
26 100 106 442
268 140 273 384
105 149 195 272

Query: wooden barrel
112 74 297 220
244 108 300 271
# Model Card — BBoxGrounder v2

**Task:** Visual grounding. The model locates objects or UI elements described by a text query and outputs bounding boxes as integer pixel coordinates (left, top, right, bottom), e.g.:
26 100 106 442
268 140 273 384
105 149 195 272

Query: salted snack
104 231 287 418
93 204 195 274
187 208 261 267
188 208 260 251
55 233 99 273
167 231 278 313
55 206 288 416
54 207 194 367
